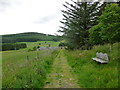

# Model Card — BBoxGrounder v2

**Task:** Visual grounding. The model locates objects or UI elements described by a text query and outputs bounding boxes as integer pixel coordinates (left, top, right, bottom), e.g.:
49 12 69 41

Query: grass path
44 50 80 88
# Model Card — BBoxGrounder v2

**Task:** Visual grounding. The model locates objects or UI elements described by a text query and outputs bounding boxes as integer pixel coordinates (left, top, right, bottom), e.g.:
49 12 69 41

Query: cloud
0 0 10 6
0 0 22 12
0 0 10 12
0 0 67 35
33 14 59 24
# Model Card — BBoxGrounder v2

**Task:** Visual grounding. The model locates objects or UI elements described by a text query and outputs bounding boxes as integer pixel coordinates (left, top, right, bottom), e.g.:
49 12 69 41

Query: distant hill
1 32 62 43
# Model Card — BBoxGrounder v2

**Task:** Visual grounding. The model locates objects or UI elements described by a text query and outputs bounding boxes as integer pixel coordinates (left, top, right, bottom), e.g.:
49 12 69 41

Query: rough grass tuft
64 43 119 88
2 49 59 88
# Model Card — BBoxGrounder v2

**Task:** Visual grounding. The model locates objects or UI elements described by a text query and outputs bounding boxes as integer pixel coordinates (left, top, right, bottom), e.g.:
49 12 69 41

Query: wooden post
110 44 112 52
27 56 29 60
37 52 39 60
26 56 29 65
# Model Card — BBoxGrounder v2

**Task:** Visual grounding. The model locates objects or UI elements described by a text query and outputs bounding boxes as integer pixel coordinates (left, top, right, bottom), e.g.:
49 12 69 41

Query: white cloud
0 0 70 35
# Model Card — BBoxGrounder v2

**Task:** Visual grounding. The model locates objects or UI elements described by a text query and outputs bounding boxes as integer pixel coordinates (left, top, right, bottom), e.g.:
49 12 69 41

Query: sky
0 0 118 35
0 0 73 35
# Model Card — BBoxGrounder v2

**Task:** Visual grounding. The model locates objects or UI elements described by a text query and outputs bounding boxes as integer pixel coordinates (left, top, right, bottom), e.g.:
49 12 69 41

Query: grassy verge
64 43 119 88
2 49 59 88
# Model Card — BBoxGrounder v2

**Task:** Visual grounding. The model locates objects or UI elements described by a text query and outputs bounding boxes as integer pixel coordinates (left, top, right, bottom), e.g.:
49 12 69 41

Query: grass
0 51 2 89
2 41 119 88
2 41 60 88
44 50 79 88
18 41 60 50
64 43 119 88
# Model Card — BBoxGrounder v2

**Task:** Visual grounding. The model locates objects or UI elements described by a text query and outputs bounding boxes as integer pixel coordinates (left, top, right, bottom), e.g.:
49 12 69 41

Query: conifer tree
59 0 107 49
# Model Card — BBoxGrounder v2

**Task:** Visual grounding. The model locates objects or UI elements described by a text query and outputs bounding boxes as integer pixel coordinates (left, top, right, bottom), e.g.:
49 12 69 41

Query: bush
37 46 40 48
59 42 67 47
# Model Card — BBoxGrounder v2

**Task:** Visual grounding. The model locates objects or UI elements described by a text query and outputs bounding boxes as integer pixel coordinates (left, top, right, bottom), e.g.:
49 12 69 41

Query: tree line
1 43 27 51
1 32 62 43
59 1 120 50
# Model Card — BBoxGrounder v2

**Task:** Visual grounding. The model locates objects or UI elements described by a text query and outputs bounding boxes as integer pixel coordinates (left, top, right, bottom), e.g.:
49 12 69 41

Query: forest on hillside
0 32 62 51
1 32 62 43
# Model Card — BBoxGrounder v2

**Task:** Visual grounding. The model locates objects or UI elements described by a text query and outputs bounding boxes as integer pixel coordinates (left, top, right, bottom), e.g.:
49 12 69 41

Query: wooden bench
92 52 109 64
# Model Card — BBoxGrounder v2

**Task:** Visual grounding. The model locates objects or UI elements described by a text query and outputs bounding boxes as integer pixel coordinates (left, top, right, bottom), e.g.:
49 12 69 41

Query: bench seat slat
92 58 108 64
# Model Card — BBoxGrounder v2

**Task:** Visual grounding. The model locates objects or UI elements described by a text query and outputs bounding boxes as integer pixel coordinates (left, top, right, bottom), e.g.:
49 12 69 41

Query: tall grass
2 49 59 88
64 43 119 88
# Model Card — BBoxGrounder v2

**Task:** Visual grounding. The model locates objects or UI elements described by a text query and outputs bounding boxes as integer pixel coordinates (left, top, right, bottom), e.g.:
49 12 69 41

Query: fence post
26 55 29 65
37 52 39 60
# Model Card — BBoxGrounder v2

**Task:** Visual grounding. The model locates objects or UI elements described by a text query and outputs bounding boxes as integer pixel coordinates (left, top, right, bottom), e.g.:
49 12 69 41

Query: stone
99 52 102 58
104 53 109 60
96 52 99 57
100 52 104 59
92 52 109 64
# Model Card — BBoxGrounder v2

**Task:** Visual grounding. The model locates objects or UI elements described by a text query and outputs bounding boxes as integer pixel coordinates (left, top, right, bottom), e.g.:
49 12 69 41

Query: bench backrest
96 52 109 60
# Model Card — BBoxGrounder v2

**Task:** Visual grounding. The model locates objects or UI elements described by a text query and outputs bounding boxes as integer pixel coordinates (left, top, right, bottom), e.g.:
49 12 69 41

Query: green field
2 41 119 88
20 41 60 49
64 43 119 88
2 41 60 88
0 51 1 89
